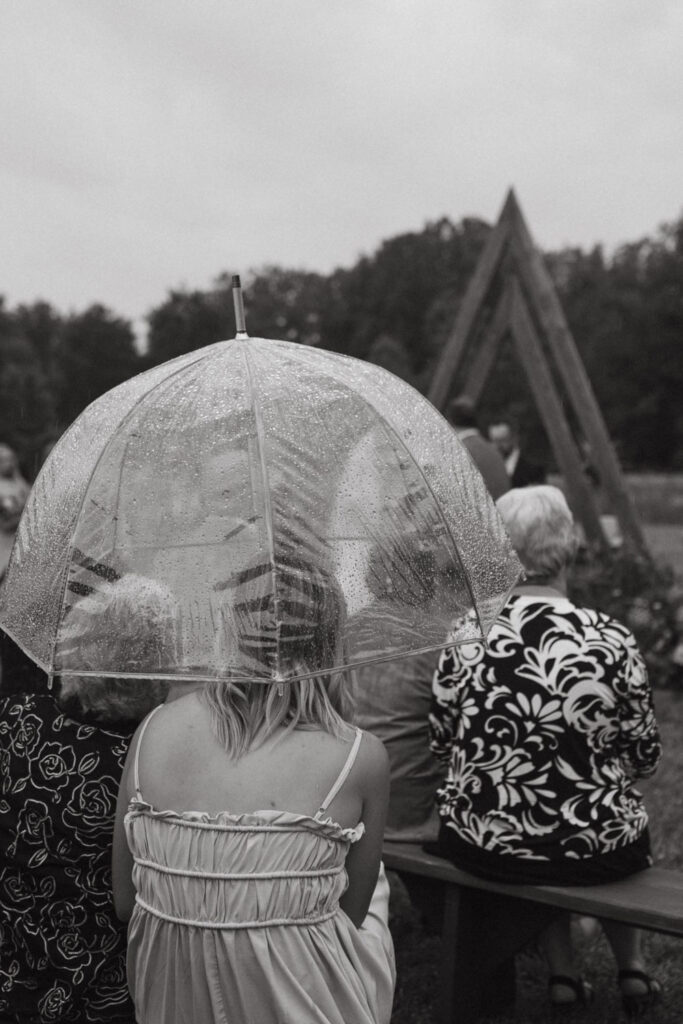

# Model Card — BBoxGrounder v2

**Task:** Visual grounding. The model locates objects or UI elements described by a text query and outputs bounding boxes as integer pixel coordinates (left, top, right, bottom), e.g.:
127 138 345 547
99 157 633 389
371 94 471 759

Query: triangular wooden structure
428 189 648 557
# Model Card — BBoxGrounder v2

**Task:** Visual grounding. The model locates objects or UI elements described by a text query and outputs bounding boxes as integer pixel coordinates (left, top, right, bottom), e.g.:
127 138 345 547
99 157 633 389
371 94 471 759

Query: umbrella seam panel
240 342 282 681
50 347 217 676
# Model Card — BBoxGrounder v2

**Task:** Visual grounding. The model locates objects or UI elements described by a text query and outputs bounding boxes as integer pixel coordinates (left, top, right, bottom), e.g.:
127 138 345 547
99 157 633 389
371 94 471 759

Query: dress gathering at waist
125 801 363 930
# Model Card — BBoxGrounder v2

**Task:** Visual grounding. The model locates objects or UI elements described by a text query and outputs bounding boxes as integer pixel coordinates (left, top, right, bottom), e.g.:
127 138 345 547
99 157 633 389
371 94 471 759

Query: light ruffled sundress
124 708 395 1024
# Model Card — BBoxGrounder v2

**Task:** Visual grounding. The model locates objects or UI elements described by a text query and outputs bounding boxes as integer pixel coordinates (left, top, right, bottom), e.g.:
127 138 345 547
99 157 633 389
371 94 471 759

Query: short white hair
495 485 577 580
59 572 182 674
56 572 178 723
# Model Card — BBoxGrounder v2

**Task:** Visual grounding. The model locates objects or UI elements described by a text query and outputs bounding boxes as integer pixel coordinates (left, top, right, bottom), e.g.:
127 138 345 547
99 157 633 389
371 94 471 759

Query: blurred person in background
447 395 510 501
0 444 30 587
488 416 547 488
0 573 171 1024
350 536 446 934
430 485 662 1015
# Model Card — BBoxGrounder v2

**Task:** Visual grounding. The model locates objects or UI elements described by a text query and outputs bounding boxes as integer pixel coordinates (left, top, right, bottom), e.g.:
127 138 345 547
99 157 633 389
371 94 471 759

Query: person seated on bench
349 536 445 844
349 543 447 931
429 485 663 1015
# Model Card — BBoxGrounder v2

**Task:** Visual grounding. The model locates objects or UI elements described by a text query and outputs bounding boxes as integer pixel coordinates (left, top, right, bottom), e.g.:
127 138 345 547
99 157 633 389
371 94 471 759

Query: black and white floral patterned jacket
430 595 662 862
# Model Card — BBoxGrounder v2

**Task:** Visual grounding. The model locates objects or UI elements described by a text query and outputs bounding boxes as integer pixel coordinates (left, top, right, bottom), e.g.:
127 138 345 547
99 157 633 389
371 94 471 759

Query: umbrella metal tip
231 274 248 336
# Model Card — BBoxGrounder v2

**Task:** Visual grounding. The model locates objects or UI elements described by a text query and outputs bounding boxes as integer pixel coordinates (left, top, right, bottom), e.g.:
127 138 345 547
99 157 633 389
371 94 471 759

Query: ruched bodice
126 804 363 929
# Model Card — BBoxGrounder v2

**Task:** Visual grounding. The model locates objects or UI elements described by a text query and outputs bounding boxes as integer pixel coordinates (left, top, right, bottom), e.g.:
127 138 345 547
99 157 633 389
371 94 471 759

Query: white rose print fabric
0 694 134 1023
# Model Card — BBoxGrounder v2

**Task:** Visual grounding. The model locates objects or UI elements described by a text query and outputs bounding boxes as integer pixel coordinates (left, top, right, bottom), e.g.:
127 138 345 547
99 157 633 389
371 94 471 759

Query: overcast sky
2 0 681 338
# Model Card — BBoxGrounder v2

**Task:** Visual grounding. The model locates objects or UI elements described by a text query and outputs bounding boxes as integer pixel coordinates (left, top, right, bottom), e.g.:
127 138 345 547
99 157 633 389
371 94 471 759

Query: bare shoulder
137 691 208 755
131 692 211 796
352 731 389 812
356 729 390 778
162 690 207 723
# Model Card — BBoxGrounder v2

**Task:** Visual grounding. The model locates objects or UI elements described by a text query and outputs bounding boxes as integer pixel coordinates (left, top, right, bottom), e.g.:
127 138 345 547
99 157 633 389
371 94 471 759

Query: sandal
549 974 595 1010
618 969 662 1017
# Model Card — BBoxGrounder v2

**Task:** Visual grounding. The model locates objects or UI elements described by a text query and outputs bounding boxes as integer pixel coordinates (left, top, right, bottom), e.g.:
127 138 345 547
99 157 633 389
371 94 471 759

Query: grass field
625 475 683 529
388 475 683 1023
630 473 683 585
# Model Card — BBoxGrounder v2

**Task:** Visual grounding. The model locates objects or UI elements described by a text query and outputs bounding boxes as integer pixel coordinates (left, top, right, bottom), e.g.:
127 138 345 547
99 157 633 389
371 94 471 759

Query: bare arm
339 733 390 928
112 724 142 922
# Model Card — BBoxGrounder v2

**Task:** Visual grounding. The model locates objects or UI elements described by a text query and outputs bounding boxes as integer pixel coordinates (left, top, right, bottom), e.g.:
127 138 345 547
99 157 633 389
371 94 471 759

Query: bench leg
439 883 561 1024
398 871 445 935
480 958 517 1017
439 883 472 1024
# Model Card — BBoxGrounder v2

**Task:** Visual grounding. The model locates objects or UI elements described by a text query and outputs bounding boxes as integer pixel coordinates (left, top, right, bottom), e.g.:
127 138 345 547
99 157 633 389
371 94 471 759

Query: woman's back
134 691 365 828
114 694 394 1024
431 593 662 881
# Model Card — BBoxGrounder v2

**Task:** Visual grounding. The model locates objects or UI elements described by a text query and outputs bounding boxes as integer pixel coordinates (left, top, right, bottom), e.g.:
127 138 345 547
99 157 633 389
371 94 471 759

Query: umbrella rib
49 349 214 676
240 343 281 680
49 636 461 683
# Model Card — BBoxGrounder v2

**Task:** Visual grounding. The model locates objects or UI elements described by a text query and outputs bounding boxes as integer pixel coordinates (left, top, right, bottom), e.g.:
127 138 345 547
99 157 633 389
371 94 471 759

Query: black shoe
618 969 662 1017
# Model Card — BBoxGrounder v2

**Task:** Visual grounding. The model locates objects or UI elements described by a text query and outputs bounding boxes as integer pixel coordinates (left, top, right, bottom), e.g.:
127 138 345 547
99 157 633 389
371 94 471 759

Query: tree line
1 209 681 479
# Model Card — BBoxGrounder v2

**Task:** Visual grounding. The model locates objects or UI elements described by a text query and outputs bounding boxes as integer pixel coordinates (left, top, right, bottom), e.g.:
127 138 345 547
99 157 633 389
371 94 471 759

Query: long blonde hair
200 673 354 758
200 555 354 756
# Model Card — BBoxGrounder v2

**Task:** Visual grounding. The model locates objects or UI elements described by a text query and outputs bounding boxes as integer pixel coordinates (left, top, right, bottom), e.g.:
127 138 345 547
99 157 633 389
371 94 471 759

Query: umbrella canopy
0 335 521 683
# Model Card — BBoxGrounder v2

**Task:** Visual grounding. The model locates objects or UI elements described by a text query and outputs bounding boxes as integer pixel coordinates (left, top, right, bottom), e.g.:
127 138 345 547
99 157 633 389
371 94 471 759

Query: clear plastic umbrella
0 311 521 684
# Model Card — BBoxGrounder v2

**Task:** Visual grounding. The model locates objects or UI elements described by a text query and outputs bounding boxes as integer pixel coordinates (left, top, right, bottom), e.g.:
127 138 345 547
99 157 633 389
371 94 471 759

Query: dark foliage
546 218 683 470
569 544 680 688
0 309 57 477
54 304 140 426
146 288 227 363
0 206 681 474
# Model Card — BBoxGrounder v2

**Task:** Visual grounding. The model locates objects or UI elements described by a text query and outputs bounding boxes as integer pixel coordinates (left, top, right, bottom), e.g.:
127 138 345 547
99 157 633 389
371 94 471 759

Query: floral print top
430 595 662 862
0 693 134 1022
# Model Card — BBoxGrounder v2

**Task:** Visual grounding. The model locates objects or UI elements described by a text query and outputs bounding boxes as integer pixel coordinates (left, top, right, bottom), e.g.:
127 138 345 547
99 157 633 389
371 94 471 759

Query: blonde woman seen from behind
112 559 395 1024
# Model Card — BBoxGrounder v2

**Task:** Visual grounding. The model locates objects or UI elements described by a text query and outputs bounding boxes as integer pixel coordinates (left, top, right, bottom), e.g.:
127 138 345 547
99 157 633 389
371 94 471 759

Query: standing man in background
488 416 547 488
447 395 510 500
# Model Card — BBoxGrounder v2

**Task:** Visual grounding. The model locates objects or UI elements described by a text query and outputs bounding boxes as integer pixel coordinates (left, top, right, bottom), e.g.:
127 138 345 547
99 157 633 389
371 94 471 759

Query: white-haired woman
112 557 394 1024
430 485 662 1015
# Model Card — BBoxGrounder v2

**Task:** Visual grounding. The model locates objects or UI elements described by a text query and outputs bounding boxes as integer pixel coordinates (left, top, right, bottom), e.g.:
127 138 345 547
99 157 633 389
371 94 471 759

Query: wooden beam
383 840 683 938
505 196 649 557
428 193 513 410
461 278 513 405
508 279 606 547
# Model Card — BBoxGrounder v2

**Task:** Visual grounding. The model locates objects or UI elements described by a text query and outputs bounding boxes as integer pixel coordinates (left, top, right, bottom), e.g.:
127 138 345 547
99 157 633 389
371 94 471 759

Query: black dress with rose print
430 594 662 885
0 686 135 1022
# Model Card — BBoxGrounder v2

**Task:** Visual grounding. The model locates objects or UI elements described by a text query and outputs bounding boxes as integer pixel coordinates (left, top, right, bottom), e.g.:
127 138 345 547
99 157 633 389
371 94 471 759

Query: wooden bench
383 839 683 1024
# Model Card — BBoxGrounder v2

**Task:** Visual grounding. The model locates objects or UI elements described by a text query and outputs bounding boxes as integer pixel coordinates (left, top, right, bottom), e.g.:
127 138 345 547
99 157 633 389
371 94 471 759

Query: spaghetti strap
133 704 163 801
317 728 363 816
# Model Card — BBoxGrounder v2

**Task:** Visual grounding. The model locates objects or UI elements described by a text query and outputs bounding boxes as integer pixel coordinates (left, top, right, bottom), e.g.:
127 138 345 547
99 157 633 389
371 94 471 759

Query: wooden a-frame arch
428 189 648 557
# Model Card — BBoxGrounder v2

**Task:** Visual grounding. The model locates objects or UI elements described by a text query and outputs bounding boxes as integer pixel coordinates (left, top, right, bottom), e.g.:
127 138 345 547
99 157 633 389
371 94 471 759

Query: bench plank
384 841 683 938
